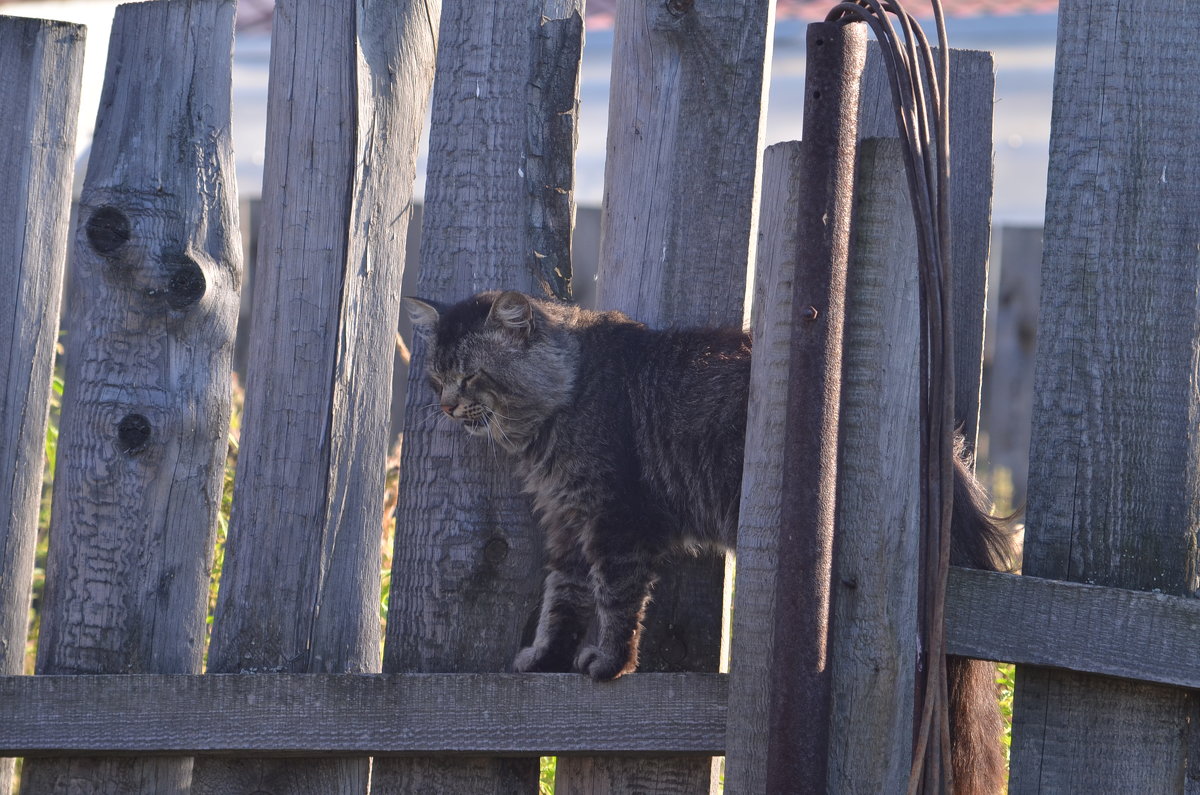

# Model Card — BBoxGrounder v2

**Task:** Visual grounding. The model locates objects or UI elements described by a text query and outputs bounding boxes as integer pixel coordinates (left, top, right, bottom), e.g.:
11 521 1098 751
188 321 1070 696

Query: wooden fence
2 0 1199 793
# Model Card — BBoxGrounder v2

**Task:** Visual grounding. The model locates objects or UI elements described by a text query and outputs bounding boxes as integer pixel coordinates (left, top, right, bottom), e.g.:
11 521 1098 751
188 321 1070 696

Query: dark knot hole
116 413 152 455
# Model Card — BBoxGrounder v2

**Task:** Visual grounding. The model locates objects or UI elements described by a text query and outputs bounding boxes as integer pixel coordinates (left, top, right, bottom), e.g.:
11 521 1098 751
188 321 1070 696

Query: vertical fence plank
21 2 239 792
858 46 995 455
826 138 921 793
765 23 866 793
1010 1 1200 790
0 15 85 793
559 0 774 790
375 1 583 792
193 0 439 792
721 141 803 793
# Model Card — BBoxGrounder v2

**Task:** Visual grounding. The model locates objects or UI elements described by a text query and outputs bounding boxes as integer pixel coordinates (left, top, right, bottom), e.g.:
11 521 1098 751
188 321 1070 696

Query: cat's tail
947 441 1019 795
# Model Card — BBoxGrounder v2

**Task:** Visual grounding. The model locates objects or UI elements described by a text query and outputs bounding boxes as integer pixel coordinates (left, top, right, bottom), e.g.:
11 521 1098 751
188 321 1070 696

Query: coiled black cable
824 2 957 792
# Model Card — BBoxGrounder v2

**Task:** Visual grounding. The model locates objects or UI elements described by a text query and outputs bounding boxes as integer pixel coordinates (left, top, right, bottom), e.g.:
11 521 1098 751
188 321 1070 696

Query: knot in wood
166 257 207 309
115 413 152 455
85 205 131 256
656 629 689 667
483 537 510 565
665 0 694 16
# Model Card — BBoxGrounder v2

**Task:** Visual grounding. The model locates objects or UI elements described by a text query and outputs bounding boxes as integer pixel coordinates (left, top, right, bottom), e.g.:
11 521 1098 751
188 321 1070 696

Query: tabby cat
406 289 1012 792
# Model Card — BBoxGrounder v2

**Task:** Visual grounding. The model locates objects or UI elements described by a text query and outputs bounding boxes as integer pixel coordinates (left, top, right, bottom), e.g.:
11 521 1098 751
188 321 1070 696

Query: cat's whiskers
486 408 516 452
416 403 446 429
479 412 501 458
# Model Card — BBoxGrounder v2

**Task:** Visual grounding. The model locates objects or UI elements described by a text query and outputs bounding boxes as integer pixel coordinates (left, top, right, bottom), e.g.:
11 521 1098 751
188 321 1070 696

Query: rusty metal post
766 20 866 793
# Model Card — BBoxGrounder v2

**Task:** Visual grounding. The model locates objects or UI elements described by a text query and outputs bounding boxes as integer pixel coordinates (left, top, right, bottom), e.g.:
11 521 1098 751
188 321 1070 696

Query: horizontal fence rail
947 568 1200 690
1 673 726 757
7 567 1200 757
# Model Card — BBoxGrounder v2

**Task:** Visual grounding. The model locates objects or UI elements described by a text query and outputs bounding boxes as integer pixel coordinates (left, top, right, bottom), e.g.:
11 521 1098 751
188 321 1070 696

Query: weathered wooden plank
9 567 1200 757
947 568 1200 689
983 226 1042 507
566 0 774 790
765 23 868 794
0 14 85 793
194 1 439 792
858 46 995 456
0 673 727 756
1009 2 1200 789
376 1 583 792
826 138 921 794
21 2 240 792
722 140 804 795
526 0 584 301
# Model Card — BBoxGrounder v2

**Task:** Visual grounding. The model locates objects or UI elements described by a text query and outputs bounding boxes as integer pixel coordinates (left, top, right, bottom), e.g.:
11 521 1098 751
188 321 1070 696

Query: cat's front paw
573 644 634 681
513 644 573 673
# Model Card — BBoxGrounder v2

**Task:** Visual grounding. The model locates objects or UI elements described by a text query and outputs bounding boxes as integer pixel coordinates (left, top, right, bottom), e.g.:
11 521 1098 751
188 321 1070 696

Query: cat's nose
441 403 455 416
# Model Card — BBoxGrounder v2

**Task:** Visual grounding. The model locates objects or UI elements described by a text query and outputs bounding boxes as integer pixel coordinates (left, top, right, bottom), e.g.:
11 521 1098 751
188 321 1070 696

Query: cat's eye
428 374 444 390
464 372 486 388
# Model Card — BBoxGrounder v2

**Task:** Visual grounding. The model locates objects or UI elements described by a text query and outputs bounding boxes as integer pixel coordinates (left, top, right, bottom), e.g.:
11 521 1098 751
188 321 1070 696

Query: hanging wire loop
823 1 957 792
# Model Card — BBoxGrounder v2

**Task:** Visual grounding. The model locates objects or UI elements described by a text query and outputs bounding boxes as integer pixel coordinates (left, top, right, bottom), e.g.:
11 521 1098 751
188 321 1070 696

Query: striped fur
407 290 1011 789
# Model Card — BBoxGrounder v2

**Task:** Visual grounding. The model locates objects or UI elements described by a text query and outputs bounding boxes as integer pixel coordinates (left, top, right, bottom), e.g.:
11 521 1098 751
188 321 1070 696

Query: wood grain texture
858 46 995 455
376 1 583 791
827 138 921 793
765 24 866 794
194 1 439 792
1009 1 1200 790
526 0 585 300
948 568 1200 689
0 673 726 756
566 1 773 790
21 2 240 792
11 568 1200 755
722 142 803 795
0 15 85 793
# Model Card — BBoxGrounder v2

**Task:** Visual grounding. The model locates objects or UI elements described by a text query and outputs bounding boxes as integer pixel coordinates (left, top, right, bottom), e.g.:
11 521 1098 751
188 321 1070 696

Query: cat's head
404 290 577 450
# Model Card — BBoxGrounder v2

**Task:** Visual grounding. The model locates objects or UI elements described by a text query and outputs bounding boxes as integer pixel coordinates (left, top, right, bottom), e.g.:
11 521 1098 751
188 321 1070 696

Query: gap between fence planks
0 14 86 795
20 2 241 792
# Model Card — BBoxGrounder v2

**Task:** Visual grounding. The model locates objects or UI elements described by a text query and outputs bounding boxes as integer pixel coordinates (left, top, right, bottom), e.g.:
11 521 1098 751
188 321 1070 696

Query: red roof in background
231 0 1059 32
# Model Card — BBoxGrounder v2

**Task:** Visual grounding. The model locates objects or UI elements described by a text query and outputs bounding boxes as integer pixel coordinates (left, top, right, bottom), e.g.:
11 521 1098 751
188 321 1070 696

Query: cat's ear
487 291 534 339
403 297 442 335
